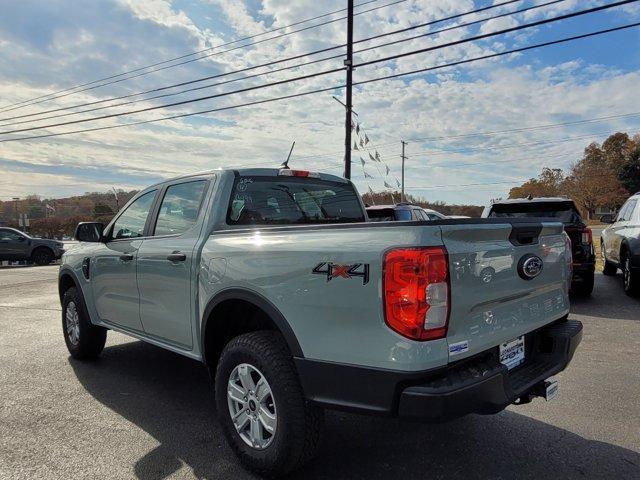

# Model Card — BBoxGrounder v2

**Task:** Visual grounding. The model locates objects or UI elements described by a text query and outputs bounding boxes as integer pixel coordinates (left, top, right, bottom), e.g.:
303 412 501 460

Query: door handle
167 251 187 262
119 253 134 262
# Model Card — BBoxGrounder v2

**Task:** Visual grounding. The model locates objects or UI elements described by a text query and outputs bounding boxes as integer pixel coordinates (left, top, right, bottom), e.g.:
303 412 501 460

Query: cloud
0 0 639 205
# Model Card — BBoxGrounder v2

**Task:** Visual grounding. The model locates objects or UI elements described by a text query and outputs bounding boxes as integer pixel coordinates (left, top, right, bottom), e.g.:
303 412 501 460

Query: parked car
0 227 65 265
482 197 595 296
366 203 446 221
601 192 640 296
60 169 581 477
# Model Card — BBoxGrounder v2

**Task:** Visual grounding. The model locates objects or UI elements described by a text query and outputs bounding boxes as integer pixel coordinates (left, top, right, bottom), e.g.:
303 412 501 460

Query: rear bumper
296 318 582 420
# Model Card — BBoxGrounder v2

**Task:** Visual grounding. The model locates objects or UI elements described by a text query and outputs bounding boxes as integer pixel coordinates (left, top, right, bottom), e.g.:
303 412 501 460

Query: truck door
0 229 30 260
136 179 209 349
91 190 157 332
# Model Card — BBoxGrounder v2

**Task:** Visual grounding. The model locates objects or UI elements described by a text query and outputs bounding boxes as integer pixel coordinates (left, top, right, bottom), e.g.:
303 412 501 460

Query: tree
563 157 628 220
620 145 640 194
508 167 565 199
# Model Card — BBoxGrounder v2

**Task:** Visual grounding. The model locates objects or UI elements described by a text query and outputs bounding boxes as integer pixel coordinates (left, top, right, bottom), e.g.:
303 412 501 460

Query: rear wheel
32 247 54 266
601 241 617 276
571 271 594 296
622 255 640 297
214 331 323 477
62 287 107 359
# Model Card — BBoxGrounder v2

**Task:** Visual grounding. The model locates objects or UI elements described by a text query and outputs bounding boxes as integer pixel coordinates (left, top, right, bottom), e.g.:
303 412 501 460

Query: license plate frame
499 335 525 370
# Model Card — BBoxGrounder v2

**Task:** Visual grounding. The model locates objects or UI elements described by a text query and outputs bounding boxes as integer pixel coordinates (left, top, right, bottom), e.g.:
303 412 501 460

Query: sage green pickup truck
59 168 582 477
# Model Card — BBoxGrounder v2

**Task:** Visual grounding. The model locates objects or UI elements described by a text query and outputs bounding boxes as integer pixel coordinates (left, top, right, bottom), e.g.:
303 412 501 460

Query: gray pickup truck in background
59 168 582 477
0 227 65 265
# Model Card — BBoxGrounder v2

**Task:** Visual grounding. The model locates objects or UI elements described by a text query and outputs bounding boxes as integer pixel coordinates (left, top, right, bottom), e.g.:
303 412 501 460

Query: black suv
601 193 640 296
483 198 595 296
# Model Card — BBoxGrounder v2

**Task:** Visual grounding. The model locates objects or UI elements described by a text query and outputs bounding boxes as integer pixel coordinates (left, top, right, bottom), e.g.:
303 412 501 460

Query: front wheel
32 248 54 266
214 331 323 477
62 287 107 359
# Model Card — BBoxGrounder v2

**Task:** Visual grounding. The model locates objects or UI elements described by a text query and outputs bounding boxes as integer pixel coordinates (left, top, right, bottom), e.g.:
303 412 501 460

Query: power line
293 110 640 161
2 20 638 143
406 180 521 190
1 1 628 137
0 0 411 114
0 0 528 125
355 0 637 69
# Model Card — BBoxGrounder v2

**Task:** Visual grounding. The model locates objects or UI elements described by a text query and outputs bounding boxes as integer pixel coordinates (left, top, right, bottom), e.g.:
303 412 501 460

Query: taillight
581 227 592 245
383 246 450 341
278 169 319 178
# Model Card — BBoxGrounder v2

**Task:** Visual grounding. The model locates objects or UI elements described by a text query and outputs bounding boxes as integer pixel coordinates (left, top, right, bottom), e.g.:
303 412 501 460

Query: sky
0 0 639 205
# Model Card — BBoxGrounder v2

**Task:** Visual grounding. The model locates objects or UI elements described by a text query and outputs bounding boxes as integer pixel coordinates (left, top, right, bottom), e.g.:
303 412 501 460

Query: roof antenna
527 194 533 200
280 141 295 169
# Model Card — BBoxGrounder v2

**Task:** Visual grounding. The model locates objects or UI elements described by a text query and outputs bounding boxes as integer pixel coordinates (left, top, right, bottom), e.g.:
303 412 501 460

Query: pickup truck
59 168 582 477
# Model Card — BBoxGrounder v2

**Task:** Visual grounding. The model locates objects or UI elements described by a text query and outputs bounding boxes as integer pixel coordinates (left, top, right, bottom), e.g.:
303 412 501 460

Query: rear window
367 208 395 222
227 175 365 225
488 202 583 224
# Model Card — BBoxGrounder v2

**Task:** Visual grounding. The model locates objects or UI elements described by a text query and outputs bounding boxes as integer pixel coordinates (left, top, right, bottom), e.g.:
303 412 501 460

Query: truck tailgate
441 221 570 361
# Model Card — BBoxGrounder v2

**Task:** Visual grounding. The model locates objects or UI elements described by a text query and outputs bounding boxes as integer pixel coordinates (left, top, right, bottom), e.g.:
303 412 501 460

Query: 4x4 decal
312 262 370 285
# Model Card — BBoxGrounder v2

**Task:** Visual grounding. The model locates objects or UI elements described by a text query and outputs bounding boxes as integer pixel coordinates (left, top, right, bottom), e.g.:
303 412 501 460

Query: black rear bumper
296 318 582 421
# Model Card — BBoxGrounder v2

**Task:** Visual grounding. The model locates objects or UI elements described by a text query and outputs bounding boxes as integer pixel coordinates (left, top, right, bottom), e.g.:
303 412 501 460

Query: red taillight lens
383 246 450 341
581 227 592 245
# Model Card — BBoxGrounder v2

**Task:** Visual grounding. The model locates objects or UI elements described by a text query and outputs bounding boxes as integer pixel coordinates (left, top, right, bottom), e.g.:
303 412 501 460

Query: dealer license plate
499 335 525 370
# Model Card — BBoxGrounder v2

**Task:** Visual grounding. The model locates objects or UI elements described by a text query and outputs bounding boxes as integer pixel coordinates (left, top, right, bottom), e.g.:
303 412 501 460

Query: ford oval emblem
518 254 543 280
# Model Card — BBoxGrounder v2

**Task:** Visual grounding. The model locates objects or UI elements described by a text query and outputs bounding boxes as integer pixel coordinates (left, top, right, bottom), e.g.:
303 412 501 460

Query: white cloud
0 0 638 205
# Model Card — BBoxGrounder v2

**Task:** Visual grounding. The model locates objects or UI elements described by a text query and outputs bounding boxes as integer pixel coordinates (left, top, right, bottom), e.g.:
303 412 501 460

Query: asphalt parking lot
0 265 638 479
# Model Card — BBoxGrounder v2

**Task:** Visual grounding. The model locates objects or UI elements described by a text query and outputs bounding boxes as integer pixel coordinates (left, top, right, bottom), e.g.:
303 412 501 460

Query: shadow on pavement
570 273 640 321
71 340 639 480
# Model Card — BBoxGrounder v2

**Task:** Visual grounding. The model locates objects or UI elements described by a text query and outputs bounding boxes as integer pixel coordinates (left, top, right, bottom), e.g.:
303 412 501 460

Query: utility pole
343 0 354 179
400 141 407 202
112 187 119 212
12 197 19 230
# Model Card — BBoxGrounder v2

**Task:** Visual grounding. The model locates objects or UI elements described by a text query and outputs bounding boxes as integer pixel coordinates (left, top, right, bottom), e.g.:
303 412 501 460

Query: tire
479 267 495 284
214 331 323 478
62 287 107 359
622 254 640 297
601 241 617 276
32 247 54 266
571 271 594 296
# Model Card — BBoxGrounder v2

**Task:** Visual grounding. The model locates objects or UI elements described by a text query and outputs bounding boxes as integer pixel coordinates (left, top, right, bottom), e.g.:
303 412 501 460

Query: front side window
620 199 637 221
154 180 207 236
111 190 156 239
227 176 365 225
0 229 24 241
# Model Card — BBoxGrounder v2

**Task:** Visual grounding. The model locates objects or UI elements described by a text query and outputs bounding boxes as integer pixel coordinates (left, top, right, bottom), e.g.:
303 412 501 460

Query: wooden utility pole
401 140 407 202
343 0 354 179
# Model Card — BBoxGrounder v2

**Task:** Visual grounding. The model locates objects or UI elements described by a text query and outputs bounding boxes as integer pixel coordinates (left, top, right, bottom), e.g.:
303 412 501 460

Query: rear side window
488 202 583 224
154 180 207 236
227 176 365 225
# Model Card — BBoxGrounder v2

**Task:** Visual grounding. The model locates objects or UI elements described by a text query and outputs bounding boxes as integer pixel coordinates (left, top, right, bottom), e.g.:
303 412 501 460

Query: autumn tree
508 167 565 199
563 143 628 219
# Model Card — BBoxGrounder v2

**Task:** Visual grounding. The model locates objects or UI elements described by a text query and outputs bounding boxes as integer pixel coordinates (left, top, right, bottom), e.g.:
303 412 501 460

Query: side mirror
75 222 104 242
17 236 26 242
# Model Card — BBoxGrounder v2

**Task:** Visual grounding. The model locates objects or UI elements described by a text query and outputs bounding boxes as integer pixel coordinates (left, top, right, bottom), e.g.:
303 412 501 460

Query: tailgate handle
509 224 542 246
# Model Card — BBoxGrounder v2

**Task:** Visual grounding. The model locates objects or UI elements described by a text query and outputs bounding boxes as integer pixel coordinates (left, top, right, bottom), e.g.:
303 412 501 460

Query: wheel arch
201 288 303 369
58 268 81 303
